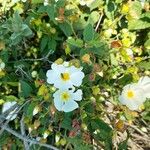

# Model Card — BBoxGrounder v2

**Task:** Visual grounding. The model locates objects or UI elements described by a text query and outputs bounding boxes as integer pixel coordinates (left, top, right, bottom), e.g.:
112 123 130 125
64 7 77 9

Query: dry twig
1 125 59 150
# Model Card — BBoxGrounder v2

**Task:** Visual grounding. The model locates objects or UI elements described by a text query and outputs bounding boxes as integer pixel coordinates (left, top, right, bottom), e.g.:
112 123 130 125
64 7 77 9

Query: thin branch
20 50 53 63
0 100 30 135
15 65 32 81
125 122 149 138
118 55 150 66
1 125 59 150
0 103 18 122
131 133 150 142
95 12 103 32
20 114 30 150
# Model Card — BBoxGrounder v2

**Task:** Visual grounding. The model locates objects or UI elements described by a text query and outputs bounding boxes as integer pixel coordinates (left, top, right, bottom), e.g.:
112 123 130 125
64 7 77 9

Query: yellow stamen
127 90 134 99
61 92 70 101
61 73 70 81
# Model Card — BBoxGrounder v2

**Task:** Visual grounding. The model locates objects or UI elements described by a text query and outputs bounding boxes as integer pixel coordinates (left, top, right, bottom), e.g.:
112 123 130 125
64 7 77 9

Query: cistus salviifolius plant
0 0 150 149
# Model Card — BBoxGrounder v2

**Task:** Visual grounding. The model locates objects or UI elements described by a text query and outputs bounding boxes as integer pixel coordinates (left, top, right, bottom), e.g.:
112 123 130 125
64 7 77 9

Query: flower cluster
46 62 85 112
119 76 150 110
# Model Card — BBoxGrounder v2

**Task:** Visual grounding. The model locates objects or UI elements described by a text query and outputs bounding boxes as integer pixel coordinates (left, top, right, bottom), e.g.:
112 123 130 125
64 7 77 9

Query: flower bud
55 58 63 64
32 71 38 78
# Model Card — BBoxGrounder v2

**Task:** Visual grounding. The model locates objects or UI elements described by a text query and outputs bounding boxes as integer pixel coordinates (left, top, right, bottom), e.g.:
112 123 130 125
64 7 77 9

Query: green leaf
110 53 118 66
88 39 109 58
0 132 10 146
38 5 47 13
90 118 113 150
31 0 43 4
144 39 150 49
68 137 91 150
47 5 55 21
5 95 18 101
56 0 66 7
6 82 18 87
40 35 49 52
59 21 73 37
83 24 95 42
141 12 150 19
91 118 112 133
67 37 83 48
129 1 142 19
89 0 104 11
74 14 88 30
0 50 9 62
25 102 36 119
21 24 33 37
87 11 100 26
48 38 56 51
128 19 150 30
104 1 116 19
138 60 150 70
61 113 72 130
40 36 56 55
118 139 128 150
20 80 32 98
118 74 133 86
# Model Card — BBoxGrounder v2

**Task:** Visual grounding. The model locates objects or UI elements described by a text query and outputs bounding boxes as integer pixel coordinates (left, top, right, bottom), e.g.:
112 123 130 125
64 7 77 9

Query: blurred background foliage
0 0 150 149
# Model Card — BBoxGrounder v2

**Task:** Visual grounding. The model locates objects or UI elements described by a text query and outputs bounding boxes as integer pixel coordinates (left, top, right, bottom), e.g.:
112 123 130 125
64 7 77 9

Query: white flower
119 76 150 110
46 62 85 89
119 83 146 110
79 0 95 7
53 89 83 112
138 76 150 99
2 101 17 120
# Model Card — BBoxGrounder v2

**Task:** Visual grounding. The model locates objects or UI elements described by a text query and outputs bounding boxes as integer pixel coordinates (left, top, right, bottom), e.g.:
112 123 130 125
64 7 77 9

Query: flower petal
63 100 78 112
138 76 150 98
70 72 85 87
73 90 83 101
53 91 64 111
51 63 66 73
143 84 150 98
119 95 126 105
138 76 150 86
126 100 140 110
69 66 83 72
54 79 73 89
119 94 141 110
46 70 57 84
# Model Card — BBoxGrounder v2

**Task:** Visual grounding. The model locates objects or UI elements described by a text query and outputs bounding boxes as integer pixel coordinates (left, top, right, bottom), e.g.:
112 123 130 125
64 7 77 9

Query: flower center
61 92 70 101
61 73 70 81
127 90 134 99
